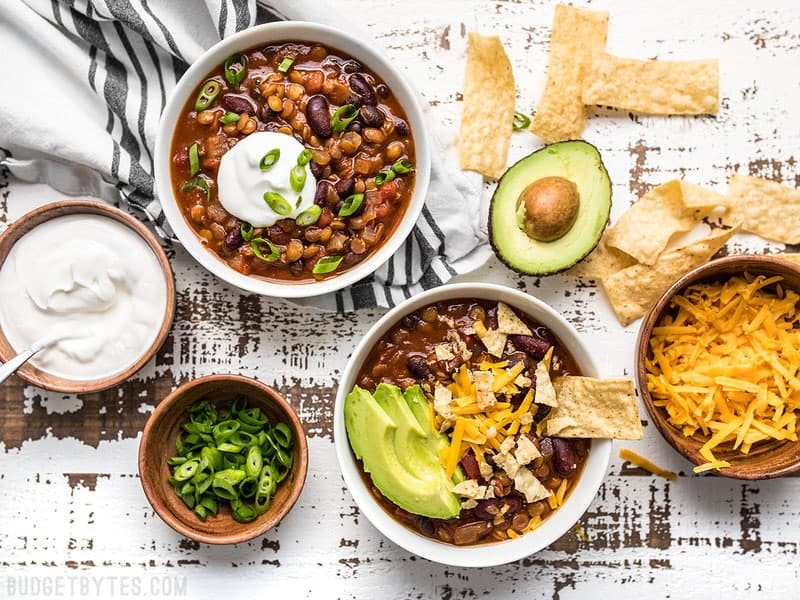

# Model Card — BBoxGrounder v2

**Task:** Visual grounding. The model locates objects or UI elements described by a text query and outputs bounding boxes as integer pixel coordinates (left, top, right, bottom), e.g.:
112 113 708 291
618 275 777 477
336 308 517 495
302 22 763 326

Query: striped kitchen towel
0 0 491 311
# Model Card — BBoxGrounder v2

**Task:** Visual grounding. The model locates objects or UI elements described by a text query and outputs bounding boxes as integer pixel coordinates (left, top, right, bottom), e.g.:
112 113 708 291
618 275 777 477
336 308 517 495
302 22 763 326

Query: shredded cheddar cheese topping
645 274 800 472
619 448 677 481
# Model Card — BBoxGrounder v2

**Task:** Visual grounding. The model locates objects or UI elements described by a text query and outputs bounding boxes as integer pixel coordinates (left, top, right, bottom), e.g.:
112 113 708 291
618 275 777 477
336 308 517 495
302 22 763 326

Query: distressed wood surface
2 1 800 597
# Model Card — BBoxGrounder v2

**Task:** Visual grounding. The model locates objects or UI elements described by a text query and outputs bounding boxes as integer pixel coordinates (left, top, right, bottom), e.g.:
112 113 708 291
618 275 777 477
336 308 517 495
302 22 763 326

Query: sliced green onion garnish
240 222 254 242
194 80 221 111
312 255 344 275
295 196 303 208
224 53 247 89
260 148 280 170
188 143 200 176
331 104 358 133
220 111 240 124
297 149 312 166
512 111 532 131
289 165 307 193
391 158 414 174
251 237 280 262
374 169 396 187
180 176 210 202
295 205 321 226
338 193 364 218
278 57 295 73
263 191 292 216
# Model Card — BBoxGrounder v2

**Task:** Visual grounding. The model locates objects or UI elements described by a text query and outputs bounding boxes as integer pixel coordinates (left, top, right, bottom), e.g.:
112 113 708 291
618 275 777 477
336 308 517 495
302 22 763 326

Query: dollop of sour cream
217 131 317 227
0 214 168 380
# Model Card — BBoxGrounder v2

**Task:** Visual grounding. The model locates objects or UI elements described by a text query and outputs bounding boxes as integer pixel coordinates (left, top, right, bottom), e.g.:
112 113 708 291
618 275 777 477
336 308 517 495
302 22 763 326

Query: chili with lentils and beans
171 42 416 281
355 300 590 546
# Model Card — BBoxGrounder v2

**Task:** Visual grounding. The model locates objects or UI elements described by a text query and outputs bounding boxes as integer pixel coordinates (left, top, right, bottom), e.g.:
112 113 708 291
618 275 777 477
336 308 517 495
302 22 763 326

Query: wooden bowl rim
138 374 309 544
0 200 176 393
636 254 800 480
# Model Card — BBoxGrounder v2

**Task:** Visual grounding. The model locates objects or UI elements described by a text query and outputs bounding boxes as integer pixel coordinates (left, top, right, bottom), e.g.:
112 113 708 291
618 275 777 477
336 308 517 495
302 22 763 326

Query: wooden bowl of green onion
138 374 308 544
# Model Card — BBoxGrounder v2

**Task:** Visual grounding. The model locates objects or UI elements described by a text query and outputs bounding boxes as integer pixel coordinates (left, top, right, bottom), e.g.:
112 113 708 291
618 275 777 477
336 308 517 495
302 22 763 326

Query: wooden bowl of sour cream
0 201 175 393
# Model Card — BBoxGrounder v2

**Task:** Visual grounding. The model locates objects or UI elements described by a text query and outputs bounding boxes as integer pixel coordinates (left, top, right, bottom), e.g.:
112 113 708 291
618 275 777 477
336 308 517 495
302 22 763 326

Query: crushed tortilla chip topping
645 274 800 473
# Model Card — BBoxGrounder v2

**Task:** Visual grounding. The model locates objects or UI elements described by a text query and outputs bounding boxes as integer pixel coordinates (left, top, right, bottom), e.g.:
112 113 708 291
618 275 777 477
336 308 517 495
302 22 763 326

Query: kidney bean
394 118 409 136
267 226 291 246
509 334 551 359
346 120 362 134
533 325 555 345
306 95 332 138
309 160 324 179
460 451 481 481
223 226 243 250
533 404 552 423
406 355 431 379
359 105 385 128
473 496 523 521
221 94 256 116
453 521 493 546
340 251 361 268
401 314 421 329
348 73 377 105
314 180 335 206
335 177 355 199
376 83 390 98
417 517 435 537
551 438 578 477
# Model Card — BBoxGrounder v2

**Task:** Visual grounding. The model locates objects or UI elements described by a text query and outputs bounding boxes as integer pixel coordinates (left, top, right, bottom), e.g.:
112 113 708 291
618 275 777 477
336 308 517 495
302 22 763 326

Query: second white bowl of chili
155 21 430 298
333 283 612 567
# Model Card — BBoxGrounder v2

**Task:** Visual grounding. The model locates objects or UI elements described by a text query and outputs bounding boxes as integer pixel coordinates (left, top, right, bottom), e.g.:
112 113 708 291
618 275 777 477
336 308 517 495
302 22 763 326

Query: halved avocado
489 140 612 275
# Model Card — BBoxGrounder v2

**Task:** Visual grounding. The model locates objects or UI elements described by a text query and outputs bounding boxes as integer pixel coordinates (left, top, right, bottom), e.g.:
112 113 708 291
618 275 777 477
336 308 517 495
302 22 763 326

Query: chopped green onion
263 191 292 216
297 149 312 166
295 196 303 209
251 237 280 262
188 143 200 176
312 255 344 275
240 222 254 242
289 165 307 193
245 446 263 478
278 57 295 73
273 423 293 448
374 169 396 187
180 176 210 202
220 111 240 124
295 205 321 226
194 80 221 111
338 193 364 218
260 148 280 170
331 104 359 133
391 158 414 174
512 111 531 131
173 460 199 482
224 53 247 89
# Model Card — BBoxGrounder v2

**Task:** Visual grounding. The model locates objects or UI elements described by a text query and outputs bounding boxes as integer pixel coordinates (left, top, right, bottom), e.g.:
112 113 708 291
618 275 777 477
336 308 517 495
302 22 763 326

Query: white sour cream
0 214 168 380
217 131 317 227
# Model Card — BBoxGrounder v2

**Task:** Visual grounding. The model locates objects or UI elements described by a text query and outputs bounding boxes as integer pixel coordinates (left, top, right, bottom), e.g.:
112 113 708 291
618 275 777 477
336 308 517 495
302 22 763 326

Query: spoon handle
0 349 35 385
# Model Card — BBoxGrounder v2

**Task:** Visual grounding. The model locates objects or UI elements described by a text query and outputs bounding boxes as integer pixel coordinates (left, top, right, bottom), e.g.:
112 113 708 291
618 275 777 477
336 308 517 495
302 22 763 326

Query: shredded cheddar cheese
619 448 677 480
646 274 800 472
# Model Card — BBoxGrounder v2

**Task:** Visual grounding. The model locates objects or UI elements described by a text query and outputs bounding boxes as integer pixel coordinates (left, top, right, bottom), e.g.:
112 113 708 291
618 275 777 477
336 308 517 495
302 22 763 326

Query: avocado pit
516 176 580 242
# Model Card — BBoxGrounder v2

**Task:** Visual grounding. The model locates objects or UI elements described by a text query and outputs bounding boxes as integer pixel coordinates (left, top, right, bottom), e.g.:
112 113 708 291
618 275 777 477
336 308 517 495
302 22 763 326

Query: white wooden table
2 1 800 597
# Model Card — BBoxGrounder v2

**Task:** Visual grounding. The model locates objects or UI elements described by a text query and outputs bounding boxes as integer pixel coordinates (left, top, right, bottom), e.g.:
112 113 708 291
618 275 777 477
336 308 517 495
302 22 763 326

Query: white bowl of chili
155 21 431 299
333 283 611 567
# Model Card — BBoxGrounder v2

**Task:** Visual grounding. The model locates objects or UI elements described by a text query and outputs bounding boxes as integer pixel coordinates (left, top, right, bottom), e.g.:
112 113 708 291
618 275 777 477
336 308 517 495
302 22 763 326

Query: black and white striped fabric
0 0 490 311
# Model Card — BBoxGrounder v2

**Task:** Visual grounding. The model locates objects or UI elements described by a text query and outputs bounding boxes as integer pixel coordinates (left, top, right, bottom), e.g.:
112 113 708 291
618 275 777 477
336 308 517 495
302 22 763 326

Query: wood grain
2 1 800 598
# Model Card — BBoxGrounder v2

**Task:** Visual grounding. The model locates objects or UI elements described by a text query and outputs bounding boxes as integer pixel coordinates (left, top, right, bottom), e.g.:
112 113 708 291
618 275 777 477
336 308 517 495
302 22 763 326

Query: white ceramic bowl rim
154 21 431 298
333 283 611 567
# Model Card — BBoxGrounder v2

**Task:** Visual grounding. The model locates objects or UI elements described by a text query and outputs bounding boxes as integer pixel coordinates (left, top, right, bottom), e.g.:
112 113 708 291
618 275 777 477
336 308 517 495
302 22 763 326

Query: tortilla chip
583 53 719 115
605 180 720 266
497 302 532 336
480 328 508 358
679 181 729 209
725 174 800 244
602 225 740 326
568 233 637 280
776 253 800 266
459 33 515 178
530 5 609 143
546 377 643 439
533 360 558 407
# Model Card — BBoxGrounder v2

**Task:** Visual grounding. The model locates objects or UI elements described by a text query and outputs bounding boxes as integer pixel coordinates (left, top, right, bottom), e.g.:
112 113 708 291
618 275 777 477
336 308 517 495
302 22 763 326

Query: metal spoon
0 333 71 385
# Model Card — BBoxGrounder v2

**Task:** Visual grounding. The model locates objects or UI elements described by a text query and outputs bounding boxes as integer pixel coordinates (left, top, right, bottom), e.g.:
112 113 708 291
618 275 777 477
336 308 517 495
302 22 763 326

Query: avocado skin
344 384 461 519
488 140 612 276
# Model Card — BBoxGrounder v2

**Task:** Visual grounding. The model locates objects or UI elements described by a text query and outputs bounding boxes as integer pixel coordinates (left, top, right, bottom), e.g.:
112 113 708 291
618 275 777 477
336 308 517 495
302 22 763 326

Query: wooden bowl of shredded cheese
636 254 800 479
